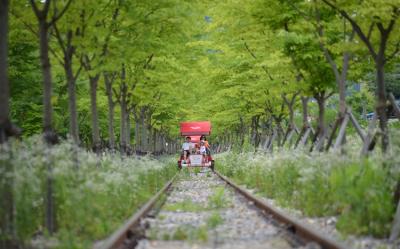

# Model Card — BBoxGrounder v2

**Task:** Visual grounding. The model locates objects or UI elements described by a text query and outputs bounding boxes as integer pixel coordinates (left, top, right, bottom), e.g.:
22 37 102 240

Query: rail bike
177 121 215 170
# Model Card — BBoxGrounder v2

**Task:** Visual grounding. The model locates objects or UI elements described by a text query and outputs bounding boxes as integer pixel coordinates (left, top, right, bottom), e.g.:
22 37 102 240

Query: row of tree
2 1 399 154
2 0 209 154
188 0 400 154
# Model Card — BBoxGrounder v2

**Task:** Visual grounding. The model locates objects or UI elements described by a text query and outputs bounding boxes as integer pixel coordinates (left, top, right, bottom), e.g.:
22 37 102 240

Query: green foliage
8 0 394 145
8 21 42 137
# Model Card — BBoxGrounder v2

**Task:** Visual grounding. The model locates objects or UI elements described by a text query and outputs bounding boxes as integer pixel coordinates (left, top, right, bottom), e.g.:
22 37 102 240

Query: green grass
163 198 205 212
208 186 231 209
150 225 209 242
206 211 223 228
171 225 208 242
153 212 223 242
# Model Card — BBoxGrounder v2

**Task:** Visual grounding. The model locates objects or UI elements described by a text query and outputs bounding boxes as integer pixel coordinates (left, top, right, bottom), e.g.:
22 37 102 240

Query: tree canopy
3 0 399 151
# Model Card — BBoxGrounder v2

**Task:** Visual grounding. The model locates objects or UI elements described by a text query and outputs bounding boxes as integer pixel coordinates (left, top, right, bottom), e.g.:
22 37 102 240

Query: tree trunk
253 116 261 149
250 116 256 146
0 0 9 234
125 111 131 149
294 97 310 149
140 107 147 152
120 102 126 153
329 52 348 117
390 199 400 241
0 0 10 140
338 60 348 116
239 116 245 151
0 4 17 245
37 14 58 237
152 129 157 153
157 134 161 154
89 75 101 152
104 73 116 150
119 64 128 154
133 112 140 153
301 96 309 128
316 95 326 140
153 130 158 154
38 21 55 137
146 111 153 153
288 105 294 129
376 57 389 152
64 48 79 144
275 119 284 147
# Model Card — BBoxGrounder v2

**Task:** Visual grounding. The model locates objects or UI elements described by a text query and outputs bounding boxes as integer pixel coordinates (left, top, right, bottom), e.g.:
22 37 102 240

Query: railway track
95 168 348 249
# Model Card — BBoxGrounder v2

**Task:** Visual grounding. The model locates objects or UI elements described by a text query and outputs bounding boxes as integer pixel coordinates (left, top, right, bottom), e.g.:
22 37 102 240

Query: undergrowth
216 131 400 238
0 136 177 248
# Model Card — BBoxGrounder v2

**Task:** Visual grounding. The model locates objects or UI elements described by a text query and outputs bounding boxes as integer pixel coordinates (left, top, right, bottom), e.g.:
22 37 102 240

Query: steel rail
214 170 347 249
96 173 178 249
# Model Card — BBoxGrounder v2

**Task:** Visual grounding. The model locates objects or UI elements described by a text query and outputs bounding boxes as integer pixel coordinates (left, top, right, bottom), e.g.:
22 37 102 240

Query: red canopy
180 121 211 136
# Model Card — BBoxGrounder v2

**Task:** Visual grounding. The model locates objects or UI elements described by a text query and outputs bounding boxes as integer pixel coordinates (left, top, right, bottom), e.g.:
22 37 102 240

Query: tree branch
29 0 41 17
321 0 377 58
386 41 400 62
10 10 38 36
315 3 341 82
43 0 51 17
49 0 73 27
73 63 83 81
48 46 64 66
244 41 257 59
52 23 66 54
112 87 121 103
291 91 300 105
325 91 335 100
287 1 313 23
367 22 375 40
243 41 274 81
143 53 154 69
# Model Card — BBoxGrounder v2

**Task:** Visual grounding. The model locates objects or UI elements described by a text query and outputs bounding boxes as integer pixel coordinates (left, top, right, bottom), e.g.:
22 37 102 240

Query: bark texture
104 72 116 150
0 0 9 132
61 30 80 144
89 75 101 152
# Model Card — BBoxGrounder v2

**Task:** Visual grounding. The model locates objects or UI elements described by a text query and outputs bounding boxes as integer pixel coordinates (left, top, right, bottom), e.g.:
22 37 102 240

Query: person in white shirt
199 141 206 155
182 136 192 162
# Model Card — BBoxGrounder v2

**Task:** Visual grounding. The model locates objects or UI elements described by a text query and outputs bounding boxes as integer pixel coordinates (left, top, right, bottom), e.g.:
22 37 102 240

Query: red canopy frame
188 135 201 143
180 121 211 136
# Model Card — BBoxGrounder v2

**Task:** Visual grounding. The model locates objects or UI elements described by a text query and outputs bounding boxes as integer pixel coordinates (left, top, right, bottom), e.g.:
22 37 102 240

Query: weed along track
97 169 347 249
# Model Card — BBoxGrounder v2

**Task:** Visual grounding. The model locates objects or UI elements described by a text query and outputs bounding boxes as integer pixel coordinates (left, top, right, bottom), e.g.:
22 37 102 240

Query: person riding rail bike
200 135 210 155
182 136 193 163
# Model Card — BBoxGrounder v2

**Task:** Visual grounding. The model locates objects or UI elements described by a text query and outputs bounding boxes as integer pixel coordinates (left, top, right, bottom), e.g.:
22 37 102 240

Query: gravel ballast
136 169 309 249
